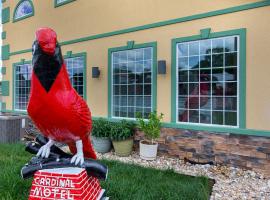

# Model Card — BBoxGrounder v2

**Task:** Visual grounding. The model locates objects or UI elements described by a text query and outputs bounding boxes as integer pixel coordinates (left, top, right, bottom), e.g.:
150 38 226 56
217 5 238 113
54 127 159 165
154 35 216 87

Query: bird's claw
71 153 84 166
37 144 51 158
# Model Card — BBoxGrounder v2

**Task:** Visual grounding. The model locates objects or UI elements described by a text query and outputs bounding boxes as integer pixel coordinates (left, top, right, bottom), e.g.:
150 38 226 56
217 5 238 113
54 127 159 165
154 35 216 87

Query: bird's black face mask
32 40 63 92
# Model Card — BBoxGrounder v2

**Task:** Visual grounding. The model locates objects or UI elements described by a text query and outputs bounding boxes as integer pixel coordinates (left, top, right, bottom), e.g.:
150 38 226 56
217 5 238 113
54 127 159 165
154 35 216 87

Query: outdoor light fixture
92 67 100 78
158 60 166 74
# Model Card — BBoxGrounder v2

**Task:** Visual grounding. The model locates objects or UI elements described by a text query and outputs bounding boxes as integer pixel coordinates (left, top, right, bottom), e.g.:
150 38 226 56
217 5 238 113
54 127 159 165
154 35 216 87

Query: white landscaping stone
97 151 270 200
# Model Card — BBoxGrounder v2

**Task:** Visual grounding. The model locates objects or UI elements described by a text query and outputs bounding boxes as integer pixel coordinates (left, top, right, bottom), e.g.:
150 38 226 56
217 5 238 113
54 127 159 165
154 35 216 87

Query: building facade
1 0 270 175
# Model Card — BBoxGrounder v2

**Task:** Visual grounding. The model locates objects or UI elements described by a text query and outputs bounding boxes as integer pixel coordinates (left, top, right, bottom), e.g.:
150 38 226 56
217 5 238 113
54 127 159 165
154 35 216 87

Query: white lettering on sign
33 187 74 199
33 176 75 199
34 177 75 188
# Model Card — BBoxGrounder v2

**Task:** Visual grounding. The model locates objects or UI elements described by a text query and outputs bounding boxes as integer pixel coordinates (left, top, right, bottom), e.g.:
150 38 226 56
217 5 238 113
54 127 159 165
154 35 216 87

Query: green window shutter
1 67 6 75
2 7 10 24
1 81 10 96
1 31 6 40
0 102 6 111
1 45 10 60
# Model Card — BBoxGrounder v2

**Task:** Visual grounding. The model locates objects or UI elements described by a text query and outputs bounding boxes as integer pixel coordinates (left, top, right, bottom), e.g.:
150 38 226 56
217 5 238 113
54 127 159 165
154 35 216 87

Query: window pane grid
14 64 32 111
177 36 239 126
112 47 153 119
65 56 85 98
14 56 85 111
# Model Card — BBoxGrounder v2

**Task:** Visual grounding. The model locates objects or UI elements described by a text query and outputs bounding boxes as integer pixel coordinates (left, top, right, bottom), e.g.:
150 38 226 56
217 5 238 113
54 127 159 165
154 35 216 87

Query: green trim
92 116 270 137
1 67 6 75
200 28 211 39
0 102 6 111
1 81 10 96
108 41 157 118
162 122 269 137
12 59 32 112
1 7 10 24
171 28 246 128
1 44 10 60
8 0 270 57
54 0 76 8
127 41 135 49
64 51 87 100
13 0 35 23
2 31 6 40
2 0 6 3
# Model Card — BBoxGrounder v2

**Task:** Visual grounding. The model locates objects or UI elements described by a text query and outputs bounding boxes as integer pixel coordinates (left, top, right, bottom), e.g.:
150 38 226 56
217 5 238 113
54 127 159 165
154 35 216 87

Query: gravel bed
97 152 270 200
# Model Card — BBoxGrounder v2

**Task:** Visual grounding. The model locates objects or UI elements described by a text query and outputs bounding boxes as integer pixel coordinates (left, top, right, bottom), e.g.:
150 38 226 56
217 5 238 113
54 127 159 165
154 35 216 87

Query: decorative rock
97 151 270 200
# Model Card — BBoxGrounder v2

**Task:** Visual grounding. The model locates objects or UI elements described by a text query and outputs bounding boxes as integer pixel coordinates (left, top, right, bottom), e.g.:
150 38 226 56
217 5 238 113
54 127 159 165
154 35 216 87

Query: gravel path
97 152 270 200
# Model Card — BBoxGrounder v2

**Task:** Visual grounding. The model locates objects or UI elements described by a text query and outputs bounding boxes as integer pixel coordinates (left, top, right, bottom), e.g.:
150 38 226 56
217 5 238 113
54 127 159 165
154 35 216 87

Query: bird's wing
69 89 92 135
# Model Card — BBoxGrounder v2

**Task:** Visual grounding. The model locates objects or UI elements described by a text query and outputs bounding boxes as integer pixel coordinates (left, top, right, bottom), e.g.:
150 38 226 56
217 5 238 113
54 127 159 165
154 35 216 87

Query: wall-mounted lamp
92 67 100 78
158 60 166 74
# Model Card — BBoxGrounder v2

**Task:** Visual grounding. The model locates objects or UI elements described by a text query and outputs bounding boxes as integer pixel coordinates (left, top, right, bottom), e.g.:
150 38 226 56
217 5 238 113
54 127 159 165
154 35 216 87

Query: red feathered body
27 28 96 159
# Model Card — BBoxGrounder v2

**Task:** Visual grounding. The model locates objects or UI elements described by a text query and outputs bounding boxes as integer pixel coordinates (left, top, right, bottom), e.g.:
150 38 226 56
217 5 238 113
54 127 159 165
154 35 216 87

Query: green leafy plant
110 120 135 141
136 111 164 144
92 118 111 138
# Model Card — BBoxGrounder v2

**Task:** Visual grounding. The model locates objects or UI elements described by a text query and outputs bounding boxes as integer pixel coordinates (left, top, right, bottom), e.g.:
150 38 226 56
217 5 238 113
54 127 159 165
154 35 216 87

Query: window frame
171 28 246 130
64 52 87 100
13 0 34 23
108 42 157 120
13 60 32 113
54 0 76 8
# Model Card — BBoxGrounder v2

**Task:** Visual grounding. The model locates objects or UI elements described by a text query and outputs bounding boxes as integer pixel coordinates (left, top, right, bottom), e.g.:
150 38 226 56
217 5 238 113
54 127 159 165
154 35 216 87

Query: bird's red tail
68 137 97 160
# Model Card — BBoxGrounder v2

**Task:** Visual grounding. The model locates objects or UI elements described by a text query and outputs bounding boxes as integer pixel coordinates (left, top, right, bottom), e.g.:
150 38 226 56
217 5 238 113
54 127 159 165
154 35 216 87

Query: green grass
0 143 213 200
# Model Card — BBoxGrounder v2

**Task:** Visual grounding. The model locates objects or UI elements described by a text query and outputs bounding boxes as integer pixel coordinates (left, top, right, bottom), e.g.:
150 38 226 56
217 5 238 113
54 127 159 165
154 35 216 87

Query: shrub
110 120 135 141
136 111 164 144
92 118 111 138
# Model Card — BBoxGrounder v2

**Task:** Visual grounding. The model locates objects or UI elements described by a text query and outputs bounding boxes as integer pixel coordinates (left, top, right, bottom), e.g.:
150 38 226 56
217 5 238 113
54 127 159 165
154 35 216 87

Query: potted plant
136 111 164 160
91 118 112 153
110 120 135 156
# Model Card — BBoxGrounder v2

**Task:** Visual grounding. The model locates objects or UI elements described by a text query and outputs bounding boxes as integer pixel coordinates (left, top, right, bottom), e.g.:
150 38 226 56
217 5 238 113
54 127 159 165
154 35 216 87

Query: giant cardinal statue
27 28 96 165
179 74 210 122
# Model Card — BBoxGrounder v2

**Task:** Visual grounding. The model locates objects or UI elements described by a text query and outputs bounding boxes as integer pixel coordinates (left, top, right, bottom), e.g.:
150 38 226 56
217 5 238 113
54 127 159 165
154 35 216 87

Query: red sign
28 168 102 200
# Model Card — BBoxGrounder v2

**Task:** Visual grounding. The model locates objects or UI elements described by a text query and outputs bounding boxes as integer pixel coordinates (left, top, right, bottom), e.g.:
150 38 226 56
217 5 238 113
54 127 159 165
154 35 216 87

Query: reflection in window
65 56 85 98
177 36 239 126
14 64 32 110
14 0 33 20
112 47 153 119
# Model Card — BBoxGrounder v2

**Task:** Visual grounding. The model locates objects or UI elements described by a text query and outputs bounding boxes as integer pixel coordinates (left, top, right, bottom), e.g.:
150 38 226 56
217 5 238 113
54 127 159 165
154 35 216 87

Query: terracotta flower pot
139 140 158 160
112 138 133 157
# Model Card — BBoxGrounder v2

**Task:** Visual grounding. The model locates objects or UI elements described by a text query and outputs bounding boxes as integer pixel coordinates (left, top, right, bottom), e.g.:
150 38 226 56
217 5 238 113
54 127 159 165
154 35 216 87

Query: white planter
139 140 158 160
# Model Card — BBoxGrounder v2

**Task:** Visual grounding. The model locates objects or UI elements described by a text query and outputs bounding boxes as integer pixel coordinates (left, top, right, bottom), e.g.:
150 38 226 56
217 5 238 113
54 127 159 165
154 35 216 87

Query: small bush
92 118 111 138
136 111 164 144
110 120 135 141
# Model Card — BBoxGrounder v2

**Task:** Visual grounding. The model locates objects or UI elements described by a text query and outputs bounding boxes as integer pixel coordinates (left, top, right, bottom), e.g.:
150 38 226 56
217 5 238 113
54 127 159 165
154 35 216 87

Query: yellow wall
2 0 270 131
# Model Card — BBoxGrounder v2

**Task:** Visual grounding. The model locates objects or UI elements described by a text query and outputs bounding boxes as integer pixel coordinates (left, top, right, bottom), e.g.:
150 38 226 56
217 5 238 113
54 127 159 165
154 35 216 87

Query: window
13 0 34 22
176 36 239 126
14 55 85 111
14 63 32 111
65 56 85 98
111 47 153 119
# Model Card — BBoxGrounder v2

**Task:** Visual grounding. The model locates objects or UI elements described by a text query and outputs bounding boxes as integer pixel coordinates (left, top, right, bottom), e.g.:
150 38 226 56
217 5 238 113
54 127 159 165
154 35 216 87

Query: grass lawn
0 143 213 200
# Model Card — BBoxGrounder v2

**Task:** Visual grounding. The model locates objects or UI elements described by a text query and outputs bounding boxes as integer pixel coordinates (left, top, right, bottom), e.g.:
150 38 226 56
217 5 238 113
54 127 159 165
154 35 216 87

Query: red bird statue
27 28 96 165
179 74 210 122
